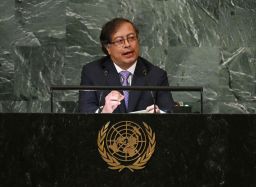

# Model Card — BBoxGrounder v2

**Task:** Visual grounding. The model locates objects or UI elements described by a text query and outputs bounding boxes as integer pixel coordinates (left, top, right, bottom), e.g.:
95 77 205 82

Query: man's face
106 22 140 69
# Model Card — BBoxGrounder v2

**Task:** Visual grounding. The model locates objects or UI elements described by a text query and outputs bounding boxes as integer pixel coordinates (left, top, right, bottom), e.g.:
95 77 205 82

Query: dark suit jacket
79 56 174 113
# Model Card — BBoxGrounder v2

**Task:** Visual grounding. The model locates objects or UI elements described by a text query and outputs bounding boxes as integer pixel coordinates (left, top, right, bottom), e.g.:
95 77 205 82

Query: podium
0 113 255 187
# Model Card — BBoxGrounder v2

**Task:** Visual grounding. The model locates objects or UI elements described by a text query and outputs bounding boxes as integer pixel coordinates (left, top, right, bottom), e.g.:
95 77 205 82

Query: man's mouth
122 51 134 57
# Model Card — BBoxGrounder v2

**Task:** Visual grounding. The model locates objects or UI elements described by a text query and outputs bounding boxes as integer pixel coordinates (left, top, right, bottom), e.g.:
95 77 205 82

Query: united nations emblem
97 121 156 172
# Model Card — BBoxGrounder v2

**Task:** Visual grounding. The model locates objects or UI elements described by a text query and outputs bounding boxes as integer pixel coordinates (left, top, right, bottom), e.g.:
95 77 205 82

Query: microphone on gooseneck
98 69 108 113
142 69 157 114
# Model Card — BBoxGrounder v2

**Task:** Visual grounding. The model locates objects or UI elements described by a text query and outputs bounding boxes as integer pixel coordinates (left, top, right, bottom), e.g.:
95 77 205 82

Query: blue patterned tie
119 71 131 109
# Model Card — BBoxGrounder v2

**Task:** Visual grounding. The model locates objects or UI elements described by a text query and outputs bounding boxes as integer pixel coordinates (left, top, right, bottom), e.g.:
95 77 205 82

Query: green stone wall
0 0 255 113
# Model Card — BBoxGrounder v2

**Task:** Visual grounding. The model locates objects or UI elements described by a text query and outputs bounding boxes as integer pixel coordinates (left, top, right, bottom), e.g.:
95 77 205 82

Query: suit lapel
102 58 127 113
103 58 121 86
127 59 147 112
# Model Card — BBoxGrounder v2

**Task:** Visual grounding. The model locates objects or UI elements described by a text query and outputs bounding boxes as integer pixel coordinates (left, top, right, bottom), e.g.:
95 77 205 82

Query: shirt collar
113 61 137 75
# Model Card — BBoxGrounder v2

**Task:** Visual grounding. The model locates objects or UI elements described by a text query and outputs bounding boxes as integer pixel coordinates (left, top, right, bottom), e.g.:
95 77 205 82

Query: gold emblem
97 121 156 172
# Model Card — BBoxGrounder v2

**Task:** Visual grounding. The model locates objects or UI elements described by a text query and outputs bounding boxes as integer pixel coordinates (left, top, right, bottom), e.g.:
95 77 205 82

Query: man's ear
105 45 111 55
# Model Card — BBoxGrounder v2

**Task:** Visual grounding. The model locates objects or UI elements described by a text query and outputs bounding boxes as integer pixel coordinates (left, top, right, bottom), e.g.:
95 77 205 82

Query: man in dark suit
79 18 174 113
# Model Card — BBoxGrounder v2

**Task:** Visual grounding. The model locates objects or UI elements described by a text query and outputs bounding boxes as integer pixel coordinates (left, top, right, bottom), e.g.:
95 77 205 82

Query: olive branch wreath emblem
97 121 156 172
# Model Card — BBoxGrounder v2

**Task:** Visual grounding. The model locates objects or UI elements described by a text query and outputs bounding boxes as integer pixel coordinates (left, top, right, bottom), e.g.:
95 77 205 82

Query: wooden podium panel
0 114 255 187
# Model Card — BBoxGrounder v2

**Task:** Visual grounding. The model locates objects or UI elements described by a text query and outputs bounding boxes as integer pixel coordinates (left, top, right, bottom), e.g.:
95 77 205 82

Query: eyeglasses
109 34 137 46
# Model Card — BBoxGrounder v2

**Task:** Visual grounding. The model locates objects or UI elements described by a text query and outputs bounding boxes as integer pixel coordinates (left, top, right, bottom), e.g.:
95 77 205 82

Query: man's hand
146 104 160 113
101 90 124 113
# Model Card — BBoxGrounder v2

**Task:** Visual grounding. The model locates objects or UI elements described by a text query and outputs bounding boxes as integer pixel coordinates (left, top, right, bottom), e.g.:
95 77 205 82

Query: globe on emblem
105 121 148 163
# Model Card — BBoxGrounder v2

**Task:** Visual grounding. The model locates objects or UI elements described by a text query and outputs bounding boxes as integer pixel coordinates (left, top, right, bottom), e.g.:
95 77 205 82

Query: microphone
142 68 157 114
97 69 108 113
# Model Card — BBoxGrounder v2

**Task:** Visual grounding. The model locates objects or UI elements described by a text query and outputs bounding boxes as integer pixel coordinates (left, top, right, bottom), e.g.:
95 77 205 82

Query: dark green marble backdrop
0 0 255 113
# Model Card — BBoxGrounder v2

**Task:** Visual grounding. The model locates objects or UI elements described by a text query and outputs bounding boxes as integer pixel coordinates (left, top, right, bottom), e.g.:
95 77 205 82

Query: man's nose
123 38 131 47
